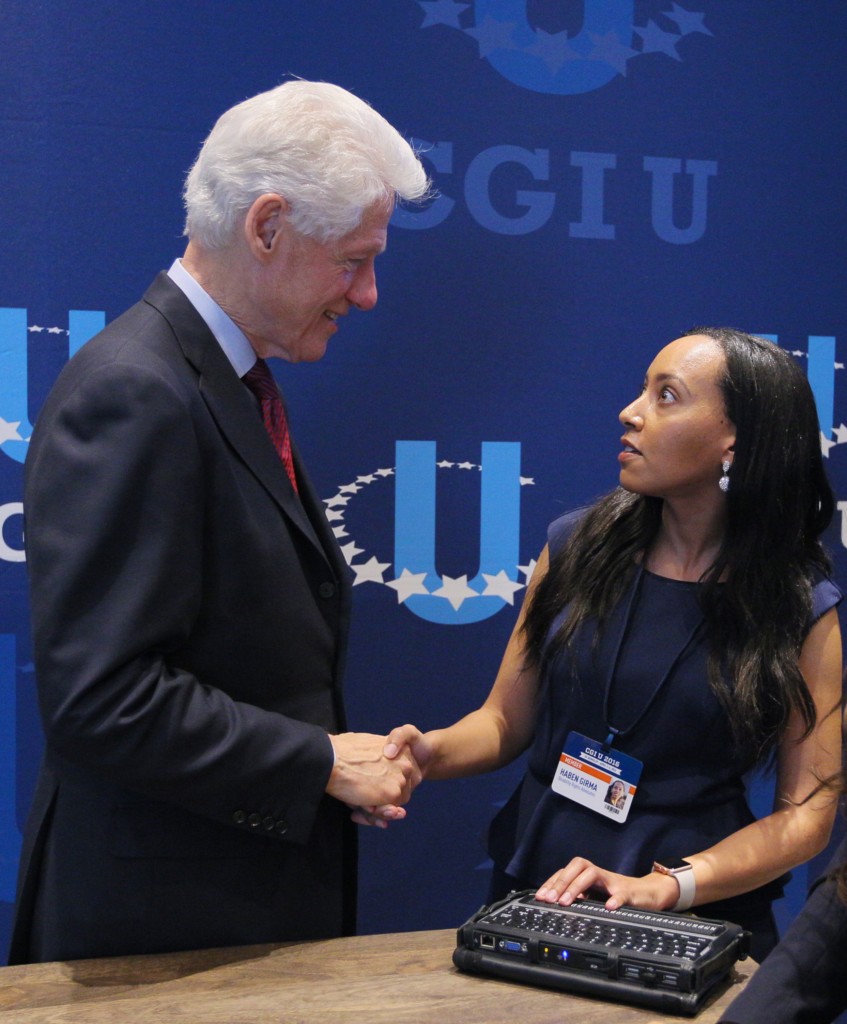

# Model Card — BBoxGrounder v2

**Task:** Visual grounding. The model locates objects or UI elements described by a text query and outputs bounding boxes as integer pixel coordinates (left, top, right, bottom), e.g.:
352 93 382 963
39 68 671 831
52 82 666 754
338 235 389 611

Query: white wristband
652 859 696 912
670 865 696 911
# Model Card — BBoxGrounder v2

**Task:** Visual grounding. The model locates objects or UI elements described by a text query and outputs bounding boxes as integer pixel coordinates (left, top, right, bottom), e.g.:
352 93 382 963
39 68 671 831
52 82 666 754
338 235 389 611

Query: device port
479 934 496 950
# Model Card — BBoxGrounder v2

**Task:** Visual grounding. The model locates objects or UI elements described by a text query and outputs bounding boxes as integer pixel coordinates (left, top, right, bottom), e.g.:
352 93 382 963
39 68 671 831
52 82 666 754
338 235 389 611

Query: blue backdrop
2 1 846 963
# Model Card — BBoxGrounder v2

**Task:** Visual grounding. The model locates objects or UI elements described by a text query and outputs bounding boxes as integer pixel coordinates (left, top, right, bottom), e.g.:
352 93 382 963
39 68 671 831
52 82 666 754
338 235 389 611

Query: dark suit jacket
9 273 355 963
720 837 847 1024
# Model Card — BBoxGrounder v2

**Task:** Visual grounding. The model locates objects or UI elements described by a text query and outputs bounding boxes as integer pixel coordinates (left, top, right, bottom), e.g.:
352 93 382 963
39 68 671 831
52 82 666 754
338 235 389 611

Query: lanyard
600 565 705 748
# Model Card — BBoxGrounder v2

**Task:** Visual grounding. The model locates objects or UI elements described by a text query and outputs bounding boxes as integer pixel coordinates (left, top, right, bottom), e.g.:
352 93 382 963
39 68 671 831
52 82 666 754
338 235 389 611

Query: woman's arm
385 546 550 781
536 607 843 911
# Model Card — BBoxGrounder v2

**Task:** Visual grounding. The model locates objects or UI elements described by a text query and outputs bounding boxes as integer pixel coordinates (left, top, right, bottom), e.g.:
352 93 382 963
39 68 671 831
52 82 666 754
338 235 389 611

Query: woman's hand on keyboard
535 857 682 912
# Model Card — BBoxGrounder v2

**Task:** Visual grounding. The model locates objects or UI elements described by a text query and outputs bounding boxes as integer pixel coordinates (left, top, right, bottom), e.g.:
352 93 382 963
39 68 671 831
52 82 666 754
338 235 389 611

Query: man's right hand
327 732 422 808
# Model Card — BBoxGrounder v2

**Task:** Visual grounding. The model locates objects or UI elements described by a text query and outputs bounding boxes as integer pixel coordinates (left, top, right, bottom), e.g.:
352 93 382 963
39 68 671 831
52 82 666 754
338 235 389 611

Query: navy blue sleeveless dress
486 510 841 961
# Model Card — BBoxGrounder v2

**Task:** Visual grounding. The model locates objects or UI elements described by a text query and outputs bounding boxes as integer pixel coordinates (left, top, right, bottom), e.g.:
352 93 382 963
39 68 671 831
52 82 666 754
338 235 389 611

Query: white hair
183 80 430 248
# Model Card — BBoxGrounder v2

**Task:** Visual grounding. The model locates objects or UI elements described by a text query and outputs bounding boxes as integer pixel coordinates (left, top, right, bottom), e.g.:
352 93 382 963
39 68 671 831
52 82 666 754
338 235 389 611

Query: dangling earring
719 460 731 493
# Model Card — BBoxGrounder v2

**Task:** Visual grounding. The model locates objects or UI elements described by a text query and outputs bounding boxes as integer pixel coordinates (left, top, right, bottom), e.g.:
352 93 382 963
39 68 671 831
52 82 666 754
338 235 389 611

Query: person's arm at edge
718 838 847 1023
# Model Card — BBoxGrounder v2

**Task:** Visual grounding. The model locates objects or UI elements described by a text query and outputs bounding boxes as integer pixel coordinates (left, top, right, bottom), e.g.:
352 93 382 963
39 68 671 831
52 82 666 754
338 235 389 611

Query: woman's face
618 335 736 503
611 781 624 800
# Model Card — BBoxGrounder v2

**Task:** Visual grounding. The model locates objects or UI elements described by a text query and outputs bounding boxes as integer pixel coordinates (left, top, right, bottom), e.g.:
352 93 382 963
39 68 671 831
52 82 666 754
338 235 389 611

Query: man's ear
244 193 289 256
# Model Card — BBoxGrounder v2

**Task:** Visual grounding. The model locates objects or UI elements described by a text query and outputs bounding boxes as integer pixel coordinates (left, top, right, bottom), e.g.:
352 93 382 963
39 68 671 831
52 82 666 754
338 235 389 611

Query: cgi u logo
474 0 634 95
394 441 522 625
760 334 836 439
0 308 105 464
418 1 714 97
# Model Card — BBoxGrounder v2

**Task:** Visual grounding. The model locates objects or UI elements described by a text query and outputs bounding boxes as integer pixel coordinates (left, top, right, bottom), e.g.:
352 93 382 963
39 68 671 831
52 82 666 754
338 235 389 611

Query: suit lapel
289 435 349 585
143 274 334 568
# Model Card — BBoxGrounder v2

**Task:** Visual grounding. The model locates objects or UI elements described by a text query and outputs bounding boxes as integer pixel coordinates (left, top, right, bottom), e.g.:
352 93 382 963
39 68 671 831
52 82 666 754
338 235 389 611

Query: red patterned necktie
242 358 299 494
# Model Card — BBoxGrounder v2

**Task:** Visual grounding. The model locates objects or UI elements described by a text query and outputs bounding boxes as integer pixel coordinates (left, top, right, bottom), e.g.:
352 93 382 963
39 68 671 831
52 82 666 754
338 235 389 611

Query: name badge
551 732 643 824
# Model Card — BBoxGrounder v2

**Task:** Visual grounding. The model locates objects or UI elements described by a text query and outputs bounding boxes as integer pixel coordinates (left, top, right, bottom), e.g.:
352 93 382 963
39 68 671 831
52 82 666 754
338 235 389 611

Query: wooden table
0 928 754 1023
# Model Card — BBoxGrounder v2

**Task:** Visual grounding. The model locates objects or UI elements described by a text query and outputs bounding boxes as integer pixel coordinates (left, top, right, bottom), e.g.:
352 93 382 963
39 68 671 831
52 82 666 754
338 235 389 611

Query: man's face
251 201 392 363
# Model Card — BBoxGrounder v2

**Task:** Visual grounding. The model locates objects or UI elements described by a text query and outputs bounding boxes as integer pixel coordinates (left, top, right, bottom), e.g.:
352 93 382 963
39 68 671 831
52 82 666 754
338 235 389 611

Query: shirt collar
167 258 258 378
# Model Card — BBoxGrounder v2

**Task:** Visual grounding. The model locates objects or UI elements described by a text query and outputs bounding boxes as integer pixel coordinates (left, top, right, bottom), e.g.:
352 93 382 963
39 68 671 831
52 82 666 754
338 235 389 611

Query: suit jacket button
262 816 275 831
318 582 336 599
247 812 262 828
233 810 247 825
275 819 289 835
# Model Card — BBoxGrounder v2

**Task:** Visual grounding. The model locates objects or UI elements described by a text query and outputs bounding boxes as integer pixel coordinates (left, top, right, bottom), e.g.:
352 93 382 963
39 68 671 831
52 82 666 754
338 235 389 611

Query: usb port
479 934 496 950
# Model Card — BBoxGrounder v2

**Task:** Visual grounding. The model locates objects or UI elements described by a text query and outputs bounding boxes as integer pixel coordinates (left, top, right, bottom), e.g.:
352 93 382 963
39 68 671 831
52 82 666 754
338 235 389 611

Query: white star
375 467 394 477
664 4 713 38
457 461 476 470
518 559 538 582
332 525 349 538
339 483 361 494
821 432 837 458
27 325 45 333
46 326 65 335
481 570 525 605
339 541 364 565
431 574 479 610
356 474 377 484
634 19 682 60
324 494 351 507
351 556 392 586
0 419 24 444
833 424 847 444
385 569 430 603
464 15 519 58
325 508 345 522
418 0 470 30
528 29 581 74
791 350 806 358
519 476 535 486
588 30 638 74
836 362 844 371
437 460 455 468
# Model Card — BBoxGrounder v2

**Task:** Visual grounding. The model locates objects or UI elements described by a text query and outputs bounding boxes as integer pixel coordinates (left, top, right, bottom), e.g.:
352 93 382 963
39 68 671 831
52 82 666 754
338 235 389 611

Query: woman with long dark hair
386 329 843 961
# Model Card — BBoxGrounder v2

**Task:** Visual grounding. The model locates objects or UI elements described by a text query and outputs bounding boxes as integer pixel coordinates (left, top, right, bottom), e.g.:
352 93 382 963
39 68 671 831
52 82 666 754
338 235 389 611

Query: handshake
327 725 428 828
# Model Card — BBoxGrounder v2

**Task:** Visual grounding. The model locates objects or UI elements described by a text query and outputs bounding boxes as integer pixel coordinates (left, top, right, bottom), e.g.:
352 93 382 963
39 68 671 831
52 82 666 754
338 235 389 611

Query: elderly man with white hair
9 80 429 964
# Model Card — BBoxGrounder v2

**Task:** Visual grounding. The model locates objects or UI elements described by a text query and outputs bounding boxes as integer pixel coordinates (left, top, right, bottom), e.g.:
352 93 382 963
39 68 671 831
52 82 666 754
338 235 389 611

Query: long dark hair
523 328 834 766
